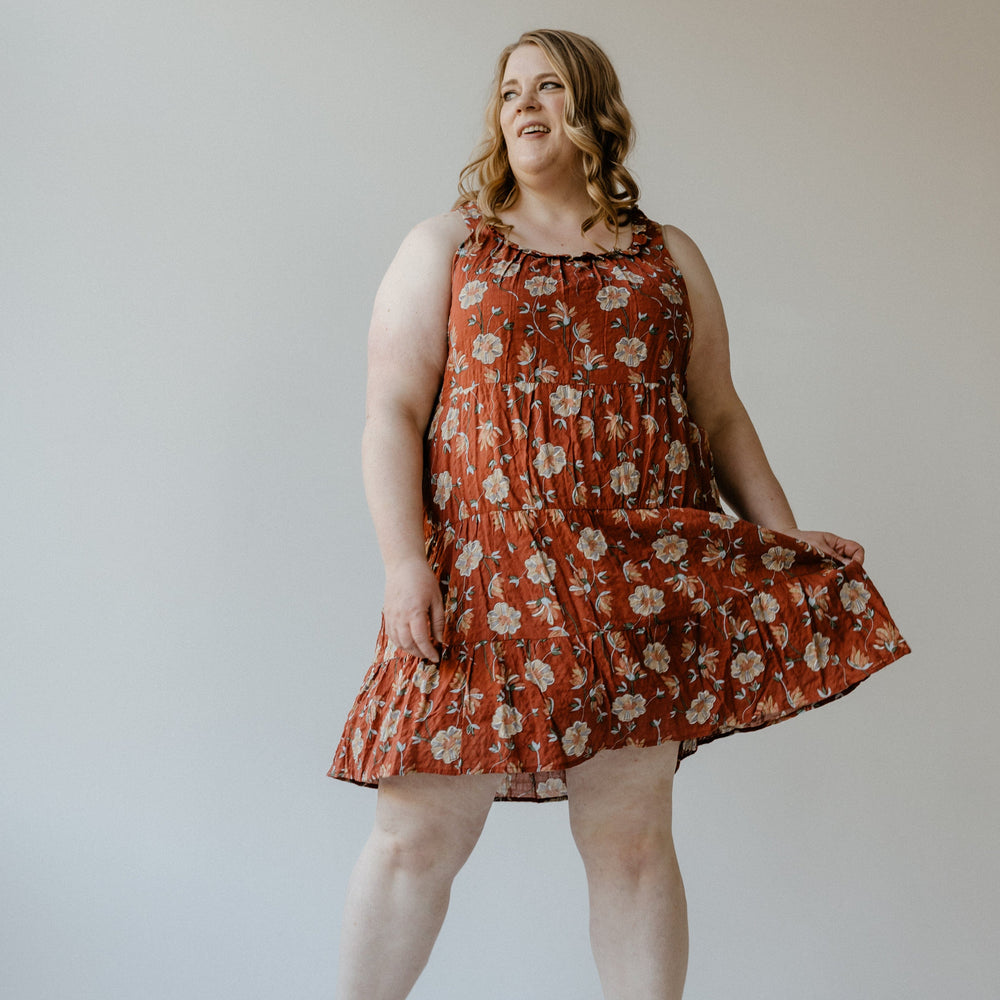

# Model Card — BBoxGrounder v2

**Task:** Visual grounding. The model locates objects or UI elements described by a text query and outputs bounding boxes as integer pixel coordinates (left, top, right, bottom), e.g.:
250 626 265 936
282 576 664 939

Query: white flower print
525 275 558 297
525 550 556 584
804 633 831 672
762 546 796 571
614 336 647 367
839 579 871 614
351 726 366 760
533 442 567 478
629 585 665 616
696 644 721 674
597 285 630 311
669 384 686 415
643 641 671 673
433 470 453 509
731 650 765 684
536 777 568 798
666 439 689 473
550 384 583 416
847 648 874 672
472 332 503 363
482 469 510 504
476 420 501 449
378 709 401 743
491 258 520 277
612 692 647 721
524 658 555 691
751 592 780 623
430 726 462 763
612 265 644 287
455 539 484 577
440 407 460 440
685 689 716 725
653 533 688 563
605 412 628 440
709 512 736 530
491 703 524 738
561 720 591 757
459 280 488 308
659 281 684 304
872 623 901 654
486 602 522 635
610 461 640 496
577 527 608 560
413 662 440 693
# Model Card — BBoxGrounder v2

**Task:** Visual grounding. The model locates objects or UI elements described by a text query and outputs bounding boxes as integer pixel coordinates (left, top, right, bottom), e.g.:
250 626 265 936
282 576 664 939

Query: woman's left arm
662 224 864 566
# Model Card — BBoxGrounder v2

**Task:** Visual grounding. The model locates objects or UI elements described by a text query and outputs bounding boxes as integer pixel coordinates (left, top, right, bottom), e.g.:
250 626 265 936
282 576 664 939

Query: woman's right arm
362 212 467 663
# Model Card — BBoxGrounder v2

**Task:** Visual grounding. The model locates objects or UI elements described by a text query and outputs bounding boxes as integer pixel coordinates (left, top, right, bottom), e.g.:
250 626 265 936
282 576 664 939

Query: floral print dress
328 203 911 801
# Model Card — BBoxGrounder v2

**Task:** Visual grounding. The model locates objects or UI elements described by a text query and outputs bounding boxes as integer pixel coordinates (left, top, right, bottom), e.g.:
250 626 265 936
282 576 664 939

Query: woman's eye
540 81 561 89
502 91 516 101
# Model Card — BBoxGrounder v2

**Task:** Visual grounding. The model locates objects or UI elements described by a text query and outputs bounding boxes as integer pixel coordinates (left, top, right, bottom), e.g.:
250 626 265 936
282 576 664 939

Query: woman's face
499 44 580 182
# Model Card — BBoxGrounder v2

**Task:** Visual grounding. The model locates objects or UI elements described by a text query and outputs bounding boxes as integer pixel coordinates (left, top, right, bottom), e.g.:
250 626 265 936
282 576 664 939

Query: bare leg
335 772 503 1000
566 740 688 1000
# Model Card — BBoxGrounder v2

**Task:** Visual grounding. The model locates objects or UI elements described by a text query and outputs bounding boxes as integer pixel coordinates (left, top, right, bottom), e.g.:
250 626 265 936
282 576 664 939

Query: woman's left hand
783 529 865 566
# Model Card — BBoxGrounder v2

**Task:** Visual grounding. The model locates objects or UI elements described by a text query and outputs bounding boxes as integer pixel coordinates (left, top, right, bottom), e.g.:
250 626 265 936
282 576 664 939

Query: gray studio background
3 2 998 998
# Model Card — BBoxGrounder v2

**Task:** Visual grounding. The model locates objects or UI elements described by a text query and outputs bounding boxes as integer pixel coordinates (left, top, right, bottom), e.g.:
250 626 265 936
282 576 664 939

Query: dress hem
327 637 909 802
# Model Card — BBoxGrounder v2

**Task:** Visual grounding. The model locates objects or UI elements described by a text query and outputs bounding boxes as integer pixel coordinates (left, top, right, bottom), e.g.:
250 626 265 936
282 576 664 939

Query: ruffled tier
425 377 722 521
329 507 910 801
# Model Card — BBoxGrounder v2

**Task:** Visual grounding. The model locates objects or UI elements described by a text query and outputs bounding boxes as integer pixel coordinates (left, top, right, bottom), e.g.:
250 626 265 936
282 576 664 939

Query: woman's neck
507 180 592 227
499 186 630 256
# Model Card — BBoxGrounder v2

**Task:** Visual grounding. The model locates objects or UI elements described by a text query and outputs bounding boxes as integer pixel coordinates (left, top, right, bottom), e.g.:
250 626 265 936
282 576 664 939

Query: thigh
565 741 680 832
375 771 505 843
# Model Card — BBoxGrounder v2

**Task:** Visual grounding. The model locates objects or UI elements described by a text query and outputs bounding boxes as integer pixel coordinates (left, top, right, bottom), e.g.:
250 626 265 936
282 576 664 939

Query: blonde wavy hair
456 28 640 241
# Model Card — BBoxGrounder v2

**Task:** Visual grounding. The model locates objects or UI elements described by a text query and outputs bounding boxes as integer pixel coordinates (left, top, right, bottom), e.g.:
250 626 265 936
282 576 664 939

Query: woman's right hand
382 555 445 663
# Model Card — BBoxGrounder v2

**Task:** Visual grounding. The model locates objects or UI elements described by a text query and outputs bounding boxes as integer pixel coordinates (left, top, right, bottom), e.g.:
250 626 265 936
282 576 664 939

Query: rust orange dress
328 204 911 801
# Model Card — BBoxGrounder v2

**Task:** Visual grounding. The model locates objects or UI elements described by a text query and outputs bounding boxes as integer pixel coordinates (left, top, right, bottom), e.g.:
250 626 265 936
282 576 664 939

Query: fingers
382 560 445 662
819 532 865 566
385 602 442 662
406 611 440 663
387 612 439 662
787 529 866 566
837 536 865 566
429 590 446 645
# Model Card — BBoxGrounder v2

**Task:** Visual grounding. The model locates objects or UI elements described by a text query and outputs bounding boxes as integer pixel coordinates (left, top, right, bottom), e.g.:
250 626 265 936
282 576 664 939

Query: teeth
523 125 550 135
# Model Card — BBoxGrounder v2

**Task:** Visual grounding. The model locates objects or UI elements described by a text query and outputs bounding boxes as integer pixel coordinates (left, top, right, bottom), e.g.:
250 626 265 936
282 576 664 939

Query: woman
329 28 910 1000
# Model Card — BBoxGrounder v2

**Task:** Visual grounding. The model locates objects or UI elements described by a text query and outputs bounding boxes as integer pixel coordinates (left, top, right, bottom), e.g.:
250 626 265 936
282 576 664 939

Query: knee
570 810 676 882
370 811 485 881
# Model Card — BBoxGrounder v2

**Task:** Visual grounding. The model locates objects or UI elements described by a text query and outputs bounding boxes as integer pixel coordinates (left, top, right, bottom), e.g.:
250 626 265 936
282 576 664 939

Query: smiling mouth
521 125 550 136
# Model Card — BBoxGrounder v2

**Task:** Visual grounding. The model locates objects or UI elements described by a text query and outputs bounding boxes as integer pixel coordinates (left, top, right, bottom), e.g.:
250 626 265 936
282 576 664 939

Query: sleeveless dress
328 203 911 801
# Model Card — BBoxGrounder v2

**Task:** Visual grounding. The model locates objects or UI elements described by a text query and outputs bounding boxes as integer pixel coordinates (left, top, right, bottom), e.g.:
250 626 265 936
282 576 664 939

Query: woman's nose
514 89 539 111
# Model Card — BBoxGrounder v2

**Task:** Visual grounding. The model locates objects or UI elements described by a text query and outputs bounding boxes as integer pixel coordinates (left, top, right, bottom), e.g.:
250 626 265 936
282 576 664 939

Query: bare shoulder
369 210 469 366
660 224 719 298
398 209 469 260
376 209 468 302
660 223 700 261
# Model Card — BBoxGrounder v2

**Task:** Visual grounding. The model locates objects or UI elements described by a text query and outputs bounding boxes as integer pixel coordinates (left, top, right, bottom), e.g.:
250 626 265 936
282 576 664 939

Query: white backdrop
3 2 998 998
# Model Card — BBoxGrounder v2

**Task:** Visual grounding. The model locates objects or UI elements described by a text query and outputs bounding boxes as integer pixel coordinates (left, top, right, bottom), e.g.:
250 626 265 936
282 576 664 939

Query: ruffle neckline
459 200 651 261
